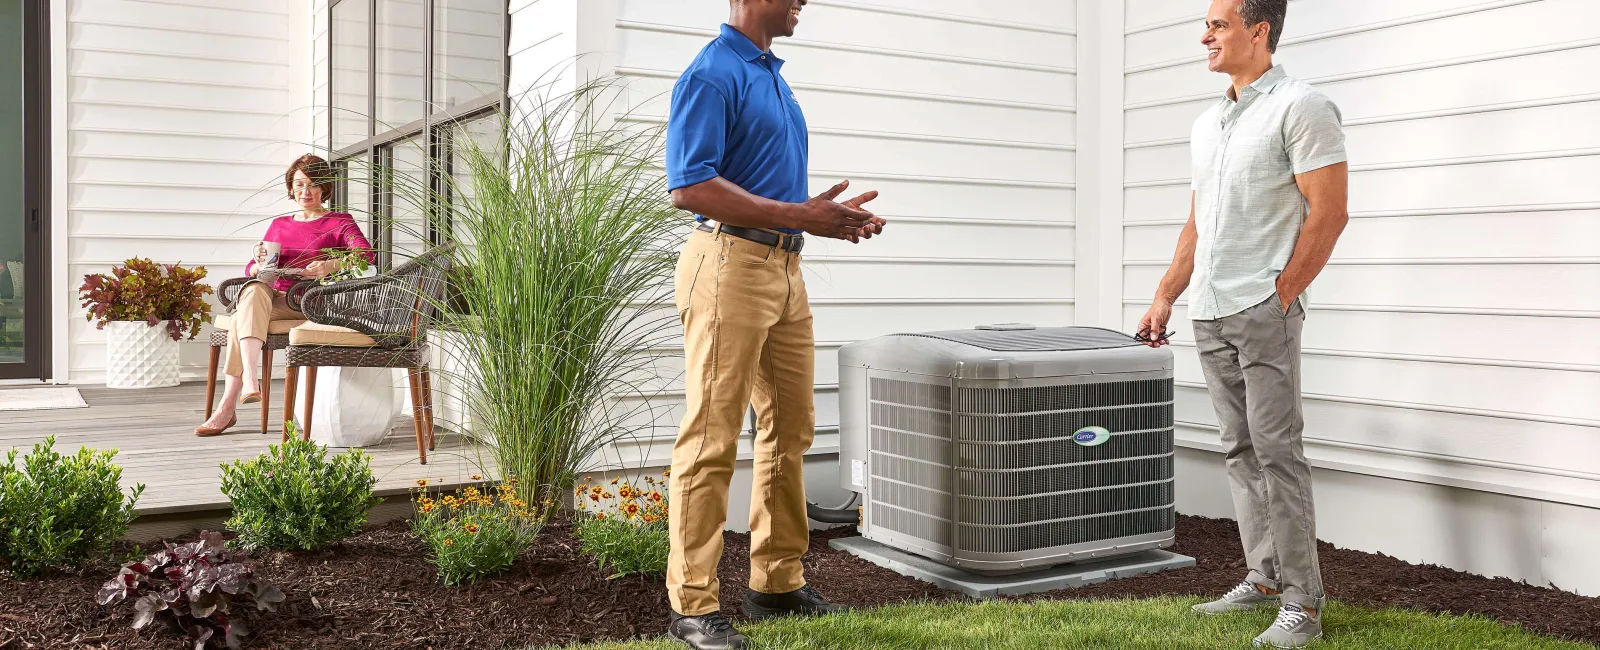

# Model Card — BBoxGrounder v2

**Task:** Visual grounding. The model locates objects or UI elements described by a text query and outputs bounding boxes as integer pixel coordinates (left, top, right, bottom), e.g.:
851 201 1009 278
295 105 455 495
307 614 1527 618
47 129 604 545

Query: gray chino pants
1192 293 1324 610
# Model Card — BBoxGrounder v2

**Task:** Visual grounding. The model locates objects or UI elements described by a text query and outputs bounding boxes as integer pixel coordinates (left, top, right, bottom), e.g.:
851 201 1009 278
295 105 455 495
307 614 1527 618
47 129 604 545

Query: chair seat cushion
213 314 306 334
288 321 379 347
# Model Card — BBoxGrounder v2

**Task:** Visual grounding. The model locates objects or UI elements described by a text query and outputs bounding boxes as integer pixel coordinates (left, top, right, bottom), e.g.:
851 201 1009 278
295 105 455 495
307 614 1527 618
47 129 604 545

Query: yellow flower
416 479 429 487
464 523 480 534
623 502 641 519
591 486 604 495
582 475 592 482
648 492 663 503
662 469 671 478
595 512 607 521
442 538 455 547
419 503 436 514
610 477 619 485
588 493 600 502
601 492 614 500
471 474 483 481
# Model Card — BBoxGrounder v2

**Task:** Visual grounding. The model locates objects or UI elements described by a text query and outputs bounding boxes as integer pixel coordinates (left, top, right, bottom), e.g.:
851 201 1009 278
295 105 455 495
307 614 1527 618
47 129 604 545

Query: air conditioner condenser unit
836 325 1176 575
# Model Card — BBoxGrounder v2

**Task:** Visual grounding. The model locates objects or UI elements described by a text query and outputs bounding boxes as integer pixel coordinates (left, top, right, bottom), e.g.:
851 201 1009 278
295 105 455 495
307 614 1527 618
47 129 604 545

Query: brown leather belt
696 221 805 253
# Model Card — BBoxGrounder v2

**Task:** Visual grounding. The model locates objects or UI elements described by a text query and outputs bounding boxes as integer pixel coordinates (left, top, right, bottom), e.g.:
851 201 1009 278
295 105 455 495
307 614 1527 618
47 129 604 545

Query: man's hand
792 180 879 242
1137 300 1175 348
1274 276 1301 314
841 189 886 243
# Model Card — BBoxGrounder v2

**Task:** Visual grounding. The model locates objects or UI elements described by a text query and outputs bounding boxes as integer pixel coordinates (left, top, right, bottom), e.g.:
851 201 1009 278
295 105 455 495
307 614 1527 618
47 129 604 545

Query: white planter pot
293 366 397 448
104 321 180 389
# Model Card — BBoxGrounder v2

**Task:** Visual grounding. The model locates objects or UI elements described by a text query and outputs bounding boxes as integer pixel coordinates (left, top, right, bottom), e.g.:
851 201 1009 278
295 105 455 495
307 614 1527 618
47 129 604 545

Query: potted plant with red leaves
98 531 284 649
79 258 213 388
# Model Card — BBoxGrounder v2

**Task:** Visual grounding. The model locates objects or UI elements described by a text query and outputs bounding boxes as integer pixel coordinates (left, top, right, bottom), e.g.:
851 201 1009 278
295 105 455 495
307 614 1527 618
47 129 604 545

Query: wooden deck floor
0 382 493 515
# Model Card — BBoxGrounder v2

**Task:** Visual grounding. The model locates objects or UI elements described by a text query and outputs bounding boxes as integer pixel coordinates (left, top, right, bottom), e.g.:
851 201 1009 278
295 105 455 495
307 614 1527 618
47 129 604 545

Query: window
329 0 506 268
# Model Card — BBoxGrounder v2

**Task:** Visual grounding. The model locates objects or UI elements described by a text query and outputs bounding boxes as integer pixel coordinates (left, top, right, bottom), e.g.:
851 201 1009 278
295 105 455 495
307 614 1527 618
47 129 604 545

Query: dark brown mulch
1015 515 1600 646
0 521 943 650
1 514 1596 649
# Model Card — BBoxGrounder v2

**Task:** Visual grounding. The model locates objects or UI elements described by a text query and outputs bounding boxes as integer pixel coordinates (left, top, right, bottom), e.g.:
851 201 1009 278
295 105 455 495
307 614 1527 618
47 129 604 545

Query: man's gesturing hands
793 179 886 243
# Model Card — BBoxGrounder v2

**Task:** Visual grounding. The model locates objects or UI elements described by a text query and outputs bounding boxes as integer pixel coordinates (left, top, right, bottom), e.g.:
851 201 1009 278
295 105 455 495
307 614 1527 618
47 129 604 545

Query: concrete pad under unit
829 536 1196 600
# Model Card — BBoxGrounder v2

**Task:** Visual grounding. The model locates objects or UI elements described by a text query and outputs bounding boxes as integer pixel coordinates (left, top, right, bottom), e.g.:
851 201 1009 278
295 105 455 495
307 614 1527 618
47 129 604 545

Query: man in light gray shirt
1138 1 1348 647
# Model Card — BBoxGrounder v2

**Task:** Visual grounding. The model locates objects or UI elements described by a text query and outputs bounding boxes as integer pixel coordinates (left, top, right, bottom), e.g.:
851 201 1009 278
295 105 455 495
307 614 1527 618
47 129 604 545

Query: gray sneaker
1253 603 1323 648
1191 580 1279 615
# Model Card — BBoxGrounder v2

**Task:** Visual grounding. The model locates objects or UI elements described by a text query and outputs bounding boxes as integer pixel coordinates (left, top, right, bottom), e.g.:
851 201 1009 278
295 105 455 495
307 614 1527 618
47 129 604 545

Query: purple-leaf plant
97 531 284 649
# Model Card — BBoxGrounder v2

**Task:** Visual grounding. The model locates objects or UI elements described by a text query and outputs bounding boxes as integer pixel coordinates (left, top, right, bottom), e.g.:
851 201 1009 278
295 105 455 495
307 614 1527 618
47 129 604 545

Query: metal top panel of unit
839 325 1173 381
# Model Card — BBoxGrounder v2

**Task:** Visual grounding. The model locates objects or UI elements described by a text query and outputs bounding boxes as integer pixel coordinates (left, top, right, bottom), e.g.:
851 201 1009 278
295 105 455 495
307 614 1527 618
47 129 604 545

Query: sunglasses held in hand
1134 327 1176 344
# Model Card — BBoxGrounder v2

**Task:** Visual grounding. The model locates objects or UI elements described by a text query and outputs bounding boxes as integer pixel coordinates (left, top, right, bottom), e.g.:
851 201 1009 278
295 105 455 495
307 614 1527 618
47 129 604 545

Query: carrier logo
1073 426 1111 447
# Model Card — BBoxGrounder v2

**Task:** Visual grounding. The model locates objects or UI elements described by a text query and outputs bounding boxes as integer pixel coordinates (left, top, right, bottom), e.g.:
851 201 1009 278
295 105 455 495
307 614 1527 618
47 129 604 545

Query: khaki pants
224 282 303 377
1192 293 1324 610
668 228 816 616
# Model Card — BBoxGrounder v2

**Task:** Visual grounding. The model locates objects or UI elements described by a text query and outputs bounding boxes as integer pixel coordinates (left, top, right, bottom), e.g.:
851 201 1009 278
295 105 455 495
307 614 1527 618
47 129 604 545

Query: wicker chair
281 245 453 464
205 277 316 433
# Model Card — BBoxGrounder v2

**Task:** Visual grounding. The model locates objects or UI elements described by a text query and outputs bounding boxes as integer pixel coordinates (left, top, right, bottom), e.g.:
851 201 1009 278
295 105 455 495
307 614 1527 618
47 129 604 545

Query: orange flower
610 477 619 485
641 514 659 524
662 469 671 478
595 512 607 521
416 479 429 487
623 503 641 518
648 492 663 503
471 474 483 481
601 492 614 500
464 523 480 534
589 493 600 502
582 475 592 482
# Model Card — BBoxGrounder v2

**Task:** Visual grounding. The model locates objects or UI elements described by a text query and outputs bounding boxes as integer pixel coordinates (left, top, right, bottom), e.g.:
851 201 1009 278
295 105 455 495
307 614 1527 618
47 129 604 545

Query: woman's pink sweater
246 212 377 291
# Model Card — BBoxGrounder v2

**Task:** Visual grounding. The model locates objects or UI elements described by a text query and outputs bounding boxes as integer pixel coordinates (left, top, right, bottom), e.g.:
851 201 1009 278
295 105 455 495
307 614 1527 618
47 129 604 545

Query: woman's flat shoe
195 415 238 437
239 392 262 405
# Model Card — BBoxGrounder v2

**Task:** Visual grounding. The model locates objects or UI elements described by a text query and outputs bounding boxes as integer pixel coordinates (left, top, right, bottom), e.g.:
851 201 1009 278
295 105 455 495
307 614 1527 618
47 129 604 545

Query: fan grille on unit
867 376 1175 556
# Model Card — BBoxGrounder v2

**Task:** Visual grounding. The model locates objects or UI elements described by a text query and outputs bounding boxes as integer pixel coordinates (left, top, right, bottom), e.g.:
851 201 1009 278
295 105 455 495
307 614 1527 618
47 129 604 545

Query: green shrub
219 431 379 551
572 473 669 579
0 436 143 577
412 479 540 586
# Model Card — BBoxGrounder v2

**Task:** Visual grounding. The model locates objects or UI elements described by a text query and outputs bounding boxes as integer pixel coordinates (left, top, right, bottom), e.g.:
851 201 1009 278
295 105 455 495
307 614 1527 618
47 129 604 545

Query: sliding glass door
0 0 50 380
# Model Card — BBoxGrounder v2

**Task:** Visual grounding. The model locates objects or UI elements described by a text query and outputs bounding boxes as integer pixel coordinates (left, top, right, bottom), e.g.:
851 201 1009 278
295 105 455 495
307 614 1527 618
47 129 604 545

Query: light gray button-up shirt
1188 65 1347 321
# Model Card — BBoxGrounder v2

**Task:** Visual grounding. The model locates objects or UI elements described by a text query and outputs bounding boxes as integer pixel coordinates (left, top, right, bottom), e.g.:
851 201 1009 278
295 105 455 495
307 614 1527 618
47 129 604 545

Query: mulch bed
2 514 1596 649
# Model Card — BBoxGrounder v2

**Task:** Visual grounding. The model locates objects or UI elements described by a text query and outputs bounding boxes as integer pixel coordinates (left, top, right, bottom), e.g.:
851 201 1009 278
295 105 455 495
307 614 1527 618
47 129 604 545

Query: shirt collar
719 24 783 67
1224 64 1287 102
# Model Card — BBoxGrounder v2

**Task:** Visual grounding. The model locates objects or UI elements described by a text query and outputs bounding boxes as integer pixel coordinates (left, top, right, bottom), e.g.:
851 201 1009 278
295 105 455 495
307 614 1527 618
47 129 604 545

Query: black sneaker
742 585 850 620
668 611 748 650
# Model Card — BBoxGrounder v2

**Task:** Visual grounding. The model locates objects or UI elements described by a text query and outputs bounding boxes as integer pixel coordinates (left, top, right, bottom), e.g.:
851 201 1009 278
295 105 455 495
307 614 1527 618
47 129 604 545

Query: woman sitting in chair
196 154 376 436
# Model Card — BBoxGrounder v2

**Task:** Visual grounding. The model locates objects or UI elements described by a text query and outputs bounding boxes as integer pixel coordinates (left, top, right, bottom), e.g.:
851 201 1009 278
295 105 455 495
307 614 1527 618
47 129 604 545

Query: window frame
328 0 510 268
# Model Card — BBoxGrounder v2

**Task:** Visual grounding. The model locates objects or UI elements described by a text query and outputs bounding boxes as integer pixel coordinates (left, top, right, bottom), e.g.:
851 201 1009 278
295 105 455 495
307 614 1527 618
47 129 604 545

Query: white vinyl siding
60 0 303 384
1107 0 1600 595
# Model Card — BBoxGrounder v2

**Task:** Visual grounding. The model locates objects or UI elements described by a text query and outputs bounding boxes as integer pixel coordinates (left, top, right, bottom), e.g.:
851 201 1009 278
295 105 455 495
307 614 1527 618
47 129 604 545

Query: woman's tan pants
224 283 303 377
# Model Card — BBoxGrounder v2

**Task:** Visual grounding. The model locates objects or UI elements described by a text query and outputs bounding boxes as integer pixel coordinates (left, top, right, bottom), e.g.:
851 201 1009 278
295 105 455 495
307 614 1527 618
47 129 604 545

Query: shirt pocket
1230 132 1287 182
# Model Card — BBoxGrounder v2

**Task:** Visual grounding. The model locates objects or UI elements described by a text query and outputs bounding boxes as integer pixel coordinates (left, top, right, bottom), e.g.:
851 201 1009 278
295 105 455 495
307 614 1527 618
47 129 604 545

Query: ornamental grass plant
411 476 542 586
374 75 685 523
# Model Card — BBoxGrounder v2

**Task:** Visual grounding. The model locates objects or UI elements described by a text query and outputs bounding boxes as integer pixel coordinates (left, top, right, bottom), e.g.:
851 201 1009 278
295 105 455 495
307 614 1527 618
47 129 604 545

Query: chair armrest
217 277 250 309
283 280 317 313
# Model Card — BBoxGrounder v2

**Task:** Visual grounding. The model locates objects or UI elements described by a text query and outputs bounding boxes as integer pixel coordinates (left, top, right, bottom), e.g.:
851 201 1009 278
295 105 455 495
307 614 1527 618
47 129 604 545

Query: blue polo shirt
666 24 809 234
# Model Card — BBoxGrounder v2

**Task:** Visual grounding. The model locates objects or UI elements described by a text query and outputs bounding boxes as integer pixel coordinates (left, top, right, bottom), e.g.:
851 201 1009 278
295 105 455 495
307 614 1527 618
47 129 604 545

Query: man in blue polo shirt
663 1 885 648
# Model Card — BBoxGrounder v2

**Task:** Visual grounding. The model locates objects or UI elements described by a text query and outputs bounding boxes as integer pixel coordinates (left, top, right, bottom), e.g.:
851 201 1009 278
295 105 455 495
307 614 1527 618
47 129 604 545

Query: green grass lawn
541 597 1591 650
